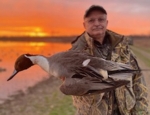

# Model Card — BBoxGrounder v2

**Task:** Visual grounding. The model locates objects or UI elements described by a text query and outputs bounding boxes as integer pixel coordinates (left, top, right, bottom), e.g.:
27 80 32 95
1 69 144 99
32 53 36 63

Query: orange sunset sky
0 0 150 37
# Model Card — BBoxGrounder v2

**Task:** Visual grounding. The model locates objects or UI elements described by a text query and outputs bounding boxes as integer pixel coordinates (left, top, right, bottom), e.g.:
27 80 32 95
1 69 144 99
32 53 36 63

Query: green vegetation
134 46 150 53
49 92 75 115
131 46 150 67
0 77 76 115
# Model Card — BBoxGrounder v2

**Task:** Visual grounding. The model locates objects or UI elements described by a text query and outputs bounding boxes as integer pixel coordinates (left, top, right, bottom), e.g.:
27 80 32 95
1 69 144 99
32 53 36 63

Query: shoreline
0 36 76 43
0 77 59 105
0 76 75 115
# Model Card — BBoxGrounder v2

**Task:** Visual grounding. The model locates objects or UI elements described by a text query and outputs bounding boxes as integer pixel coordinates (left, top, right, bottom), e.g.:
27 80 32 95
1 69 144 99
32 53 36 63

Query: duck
7 50 136 96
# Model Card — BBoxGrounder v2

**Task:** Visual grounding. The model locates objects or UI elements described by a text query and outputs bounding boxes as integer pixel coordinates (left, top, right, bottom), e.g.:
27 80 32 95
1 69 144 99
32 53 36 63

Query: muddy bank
0 77 75 115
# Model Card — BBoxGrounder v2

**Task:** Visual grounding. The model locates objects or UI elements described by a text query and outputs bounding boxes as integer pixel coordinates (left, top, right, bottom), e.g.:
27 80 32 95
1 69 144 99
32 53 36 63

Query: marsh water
0 41 71 103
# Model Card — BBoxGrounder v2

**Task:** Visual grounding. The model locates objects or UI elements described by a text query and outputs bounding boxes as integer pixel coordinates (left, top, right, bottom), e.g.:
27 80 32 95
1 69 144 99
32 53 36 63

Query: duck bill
7 70 18 81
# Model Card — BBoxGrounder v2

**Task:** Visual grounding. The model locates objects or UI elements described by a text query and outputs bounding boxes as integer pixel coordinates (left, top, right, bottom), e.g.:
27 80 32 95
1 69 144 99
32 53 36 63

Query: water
0 41 71 103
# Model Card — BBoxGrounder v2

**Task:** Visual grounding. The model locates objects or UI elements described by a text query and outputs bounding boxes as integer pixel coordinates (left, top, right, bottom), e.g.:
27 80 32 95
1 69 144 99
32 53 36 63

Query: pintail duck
7 50 136 96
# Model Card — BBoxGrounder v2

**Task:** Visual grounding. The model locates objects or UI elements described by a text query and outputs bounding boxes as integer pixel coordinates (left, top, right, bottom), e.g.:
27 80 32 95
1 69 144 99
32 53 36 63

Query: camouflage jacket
70 30 148 115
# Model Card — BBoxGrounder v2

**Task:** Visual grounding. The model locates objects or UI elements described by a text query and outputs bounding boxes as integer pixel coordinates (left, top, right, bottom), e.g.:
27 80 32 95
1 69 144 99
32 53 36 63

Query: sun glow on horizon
28 32 48 37
0 27 49 37
0 1 150 37
28 27 49 37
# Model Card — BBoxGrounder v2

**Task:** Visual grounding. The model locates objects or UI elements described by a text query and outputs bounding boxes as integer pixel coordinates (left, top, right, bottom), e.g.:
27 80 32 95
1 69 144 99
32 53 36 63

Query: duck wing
89 57 133 71
60 73 130 96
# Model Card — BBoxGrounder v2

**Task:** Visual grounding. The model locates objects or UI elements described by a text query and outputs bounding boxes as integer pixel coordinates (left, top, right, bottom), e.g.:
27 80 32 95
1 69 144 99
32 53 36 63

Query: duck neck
29 55 49 73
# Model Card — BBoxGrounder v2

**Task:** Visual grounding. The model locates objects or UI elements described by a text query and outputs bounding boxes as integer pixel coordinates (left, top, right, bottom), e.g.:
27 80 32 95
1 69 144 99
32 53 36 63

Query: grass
134 45 150 53
49 93 75 115
0 77 76 115
130 46 150 67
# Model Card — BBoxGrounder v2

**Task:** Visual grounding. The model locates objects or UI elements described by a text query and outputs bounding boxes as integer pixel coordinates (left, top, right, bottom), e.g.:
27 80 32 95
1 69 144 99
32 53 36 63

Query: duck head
7 54 34 81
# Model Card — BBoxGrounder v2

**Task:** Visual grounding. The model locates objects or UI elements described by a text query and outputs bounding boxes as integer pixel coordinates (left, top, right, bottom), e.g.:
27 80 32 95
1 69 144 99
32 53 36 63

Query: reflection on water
0 41 71 103
28 42 46 46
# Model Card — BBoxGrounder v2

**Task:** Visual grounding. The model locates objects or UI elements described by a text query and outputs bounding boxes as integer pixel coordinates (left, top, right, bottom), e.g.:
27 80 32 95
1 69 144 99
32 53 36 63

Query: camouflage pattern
70 30 148 115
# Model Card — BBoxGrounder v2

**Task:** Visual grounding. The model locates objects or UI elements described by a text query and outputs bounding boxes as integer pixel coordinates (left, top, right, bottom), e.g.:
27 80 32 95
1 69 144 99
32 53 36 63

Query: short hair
84 5 107 18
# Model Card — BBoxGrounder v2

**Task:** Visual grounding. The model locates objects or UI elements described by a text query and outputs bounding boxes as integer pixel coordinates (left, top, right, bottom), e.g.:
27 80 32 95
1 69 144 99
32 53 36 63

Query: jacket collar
106 30 124 49
83 30 124 50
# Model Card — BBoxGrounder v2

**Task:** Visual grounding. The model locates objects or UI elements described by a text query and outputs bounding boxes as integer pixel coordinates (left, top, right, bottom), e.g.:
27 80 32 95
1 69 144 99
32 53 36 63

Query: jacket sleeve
130 53 149 115
122 38 148 115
